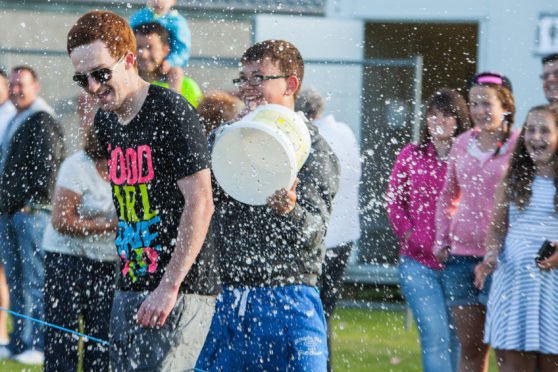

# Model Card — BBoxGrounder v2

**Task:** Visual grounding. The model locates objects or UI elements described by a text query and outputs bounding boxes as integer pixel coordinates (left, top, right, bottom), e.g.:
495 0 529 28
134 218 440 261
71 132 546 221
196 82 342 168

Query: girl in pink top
434 72 519 372
386 88 470 372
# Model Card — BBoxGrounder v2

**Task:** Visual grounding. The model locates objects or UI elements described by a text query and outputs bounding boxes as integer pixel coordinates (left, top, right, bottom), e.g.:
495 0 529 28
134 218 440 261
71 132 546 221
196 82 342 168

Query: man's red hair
67 10 136 67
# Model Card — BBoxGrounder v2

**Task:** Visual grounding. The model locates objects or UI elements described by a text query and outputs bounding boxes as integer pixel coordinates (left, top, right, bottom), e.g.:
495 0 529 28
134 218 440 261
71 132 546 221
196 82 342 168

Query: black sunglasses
232 75 289 86
72 55 125 88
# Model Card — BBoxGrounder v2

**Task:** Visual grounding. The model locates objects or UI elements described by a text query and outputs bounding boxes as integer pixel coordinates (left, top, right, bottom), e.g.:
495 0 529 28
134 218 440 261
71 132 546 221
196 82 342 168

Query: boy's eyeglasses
233 75 289 86
72 54 126 88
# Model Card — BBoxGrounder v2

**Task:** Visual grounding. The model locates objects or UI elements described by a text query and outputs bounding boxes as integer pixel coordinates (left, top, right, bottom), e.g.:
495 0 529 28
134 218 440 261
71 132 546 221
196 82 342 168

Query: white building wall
254 15 364 140
326 0 558 126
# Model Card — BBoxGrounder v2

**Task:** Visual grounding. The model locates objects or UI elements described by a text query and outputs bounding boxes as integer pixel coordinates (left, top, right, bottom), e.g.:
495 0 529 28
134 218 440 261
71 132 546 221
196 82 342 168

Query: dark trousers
43 252 117 372
317 242 353 372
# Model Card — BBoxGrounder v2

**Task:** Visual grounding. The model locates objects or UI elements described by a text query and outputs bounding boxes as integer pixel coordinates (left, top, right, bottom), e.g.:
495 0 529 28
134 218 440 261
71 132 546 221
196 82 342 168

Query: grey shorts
109 290 216 372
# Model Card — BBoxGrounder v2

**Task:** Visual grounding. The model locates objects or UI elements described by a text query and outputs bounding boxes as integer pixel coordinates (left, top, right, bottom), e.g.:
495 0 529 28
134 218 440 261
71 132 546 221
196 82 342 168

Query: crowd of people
386 61 558 370
0 1 556 371
0 1 358 370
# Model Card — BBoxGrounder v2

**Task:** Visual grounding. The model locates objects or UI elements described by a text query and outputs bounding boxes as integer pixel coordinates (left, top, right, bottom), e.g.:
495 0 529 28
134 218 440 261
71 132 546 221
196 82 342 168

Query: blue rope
0 306 109 346
0 307 209 371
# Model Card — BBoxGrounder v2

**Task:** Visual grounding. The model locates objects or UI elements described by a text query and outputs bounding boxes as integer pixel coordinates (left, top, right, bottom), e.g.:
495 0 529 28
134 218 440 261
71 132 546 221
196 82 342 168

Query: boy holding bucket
197 40 340 371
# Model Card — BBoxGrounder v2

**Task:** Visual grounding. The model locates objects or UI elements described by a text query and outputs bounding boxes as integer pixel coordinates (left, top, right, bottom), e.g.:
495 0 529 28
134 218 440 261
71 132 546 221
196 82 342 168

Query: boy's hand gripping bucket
211 104 311 205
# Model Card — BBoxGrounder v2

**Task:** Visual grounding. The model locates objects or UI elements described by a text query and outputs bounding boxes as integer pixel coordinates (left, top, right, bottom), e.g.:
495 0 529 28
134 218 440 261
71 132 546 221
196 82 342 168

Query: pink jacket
386 142 445 270
433 129 520 257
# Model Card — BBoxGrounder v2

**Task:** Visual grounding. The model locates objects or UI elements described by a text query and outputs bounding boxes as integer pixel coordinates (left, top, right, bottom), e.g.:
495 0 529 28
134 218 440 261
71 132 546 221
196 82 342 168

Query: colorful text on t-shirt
108 144 160 282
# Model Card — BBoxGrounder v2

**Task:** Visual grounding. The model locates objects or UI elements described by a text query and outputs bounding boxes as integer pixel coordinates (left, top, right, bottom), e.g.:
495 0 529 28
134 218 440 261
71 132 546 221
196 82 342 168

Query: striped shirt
484 176 558 353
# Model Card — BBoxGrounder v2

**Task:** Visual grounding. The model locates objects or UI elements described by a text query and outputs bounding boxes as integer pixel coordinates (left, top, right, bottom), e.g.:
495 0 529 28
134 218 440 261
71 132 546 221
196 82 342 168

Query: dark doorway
358 22 478 265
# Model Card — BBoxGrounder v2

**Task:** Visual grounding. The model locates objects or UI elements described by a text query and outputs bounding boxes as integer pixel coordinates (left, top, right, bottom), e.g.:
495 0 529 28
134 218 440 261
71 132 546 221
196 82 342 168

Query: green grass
332 308 422 371
0 358 42 371
0 308 499 371
0 314 42 372
332 307 499 371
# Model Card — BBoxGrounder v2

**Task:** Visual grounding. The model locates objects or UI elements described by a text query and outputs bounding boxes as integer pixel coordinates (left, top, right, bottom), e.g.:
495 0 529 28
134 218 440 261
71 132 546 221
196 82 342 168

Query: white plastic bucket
211 104 311 205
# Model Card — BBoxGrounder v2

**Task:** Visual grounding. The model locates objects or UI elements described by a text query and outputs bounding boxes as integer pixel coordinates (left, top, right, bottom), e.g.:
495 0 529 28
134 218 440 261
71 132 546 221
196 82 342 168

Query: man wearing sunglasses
197 40 340 371
0 66 64 365
67 10 218 371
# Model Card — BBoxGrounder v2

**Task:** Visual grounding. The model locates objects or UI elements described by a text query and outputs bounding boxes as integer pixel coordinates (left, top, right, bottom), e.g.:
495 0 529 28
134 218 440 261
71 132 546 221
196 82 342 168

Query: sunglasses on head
72 54 126 88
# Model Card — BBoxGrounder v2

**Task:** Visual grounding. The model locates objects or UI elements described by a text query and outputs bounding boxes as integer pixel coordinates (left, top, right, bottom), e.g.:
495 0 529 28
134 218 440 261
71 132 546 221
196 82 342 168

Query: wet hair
241 40 304 98
133 22 170 47
11 66 38 81
505 104 558 211
67 10 136 67
419 88 470 148
467 71 516 156
84 125 105 161
197 90 244 135
543 53 558 65
295 88 325 120
0 68 6 79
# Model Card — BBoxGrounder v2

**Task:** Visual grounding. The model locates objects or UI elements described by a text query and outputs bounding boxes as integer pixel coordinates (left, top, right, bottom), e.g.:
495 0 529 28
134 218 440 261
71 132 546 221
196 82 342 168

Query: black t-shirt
95 84 219 295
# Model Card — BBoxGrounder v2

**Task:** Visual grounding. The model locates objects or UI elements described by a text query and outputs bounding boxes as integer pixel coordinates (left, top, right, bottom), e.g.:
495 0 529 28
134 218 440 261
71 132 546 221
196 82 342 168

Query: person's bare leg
0 264 9 343
452 304 490 372
494 349 505 369
496 349 536 372
538 352 558 372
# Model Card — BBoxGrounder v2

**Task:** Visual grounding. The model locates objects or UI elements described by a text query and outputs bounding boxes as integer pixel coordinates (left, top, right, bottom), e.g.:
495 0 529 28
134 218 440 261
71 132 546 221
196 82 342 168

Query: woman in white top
42 97 118 371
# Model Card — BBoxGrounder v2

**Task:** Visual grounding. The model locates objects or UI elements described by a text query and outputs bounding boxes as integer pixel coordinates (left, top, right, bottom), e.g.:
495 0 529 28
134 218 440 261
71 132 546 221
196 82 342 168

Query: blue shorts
196 285 327 371
442 255 492 307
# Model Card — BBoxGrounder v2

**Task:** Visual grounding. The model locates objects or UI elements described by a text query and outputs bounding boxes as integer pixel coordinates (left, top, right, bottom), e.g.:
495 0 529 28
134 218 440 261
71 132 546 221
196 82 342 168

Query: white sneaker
13 349 44 365
0 345 12 359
